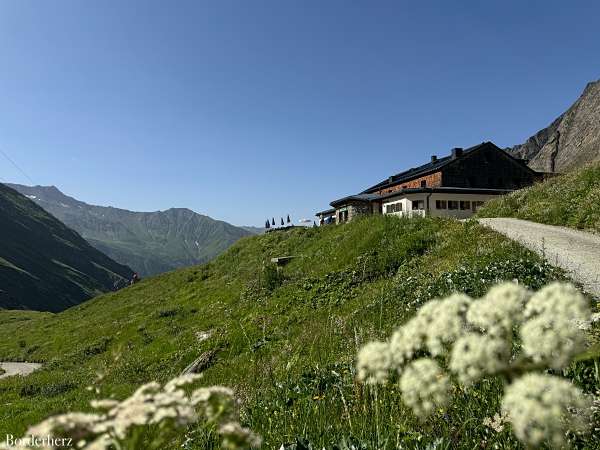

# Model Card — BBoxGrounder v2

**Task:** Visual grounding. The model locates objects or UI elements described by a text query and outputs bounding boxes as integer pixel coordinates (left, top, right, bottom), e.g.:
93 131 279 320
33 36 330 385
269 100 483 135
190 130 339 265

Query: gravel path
0 362 42 379
478 218 600 298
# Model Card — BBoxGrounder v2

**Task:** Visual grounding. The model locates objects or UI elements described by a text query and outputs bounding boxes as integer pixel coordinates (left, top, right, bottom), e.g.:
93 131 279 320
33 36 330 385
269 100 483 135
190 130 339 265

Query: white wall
382 192 501 219
428 193 499 219
382 193 425 217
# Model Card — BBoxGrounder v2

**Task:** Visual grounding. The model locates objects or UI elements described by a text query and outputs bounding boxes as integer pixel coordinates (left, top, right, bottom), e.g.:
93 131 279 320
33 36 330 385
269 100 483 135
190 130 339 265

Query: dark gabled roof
360 141 535 194
329 193 380 208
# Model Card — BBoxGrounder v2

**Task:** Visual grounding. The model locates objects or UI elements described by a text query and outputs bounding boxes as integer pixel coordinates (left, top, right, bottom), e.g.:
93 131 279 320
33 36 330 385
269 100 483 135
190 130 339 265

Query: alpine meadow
2 2 600 449
1 213 599 448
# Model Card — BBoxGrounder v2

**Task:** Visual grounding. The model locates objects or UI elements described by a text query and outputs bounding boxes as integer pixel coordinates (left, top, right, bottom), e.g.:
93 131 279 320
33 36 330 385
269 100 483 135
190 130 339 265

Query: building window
436 200 447 209
460 201 471 210
448 200 459 210
412 200 424 210
420 180 427 187
385 202 402 214
338 210 349 223
472 201 485 212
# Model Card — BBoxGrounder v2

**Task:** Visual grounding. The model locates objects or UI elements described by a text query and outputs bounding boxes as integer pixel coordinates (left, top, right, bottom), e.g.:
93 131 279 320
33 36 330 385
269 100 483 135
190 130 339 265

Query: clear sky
1 1 599 226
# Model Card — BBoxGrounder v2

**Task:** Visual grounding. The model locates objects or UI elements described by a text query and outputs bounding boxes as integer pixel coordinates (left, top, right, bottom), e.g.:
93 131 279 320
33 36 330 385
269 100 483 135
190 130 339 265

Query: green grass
477 162 600 231
0 216 598 449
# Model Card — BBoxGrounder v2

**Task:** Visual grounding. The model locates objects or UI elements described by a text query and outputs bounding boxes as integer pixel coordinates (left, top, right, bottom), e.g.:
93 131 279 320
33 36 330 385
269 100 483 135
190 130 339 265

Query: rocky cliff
510 79 600 172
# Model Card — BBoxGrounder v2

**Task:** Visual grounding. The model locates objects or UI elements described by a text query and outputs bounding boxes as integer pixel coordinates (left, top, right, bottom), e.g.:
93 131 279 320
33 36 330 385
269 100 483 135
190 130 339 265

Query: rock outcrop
509 79 600 172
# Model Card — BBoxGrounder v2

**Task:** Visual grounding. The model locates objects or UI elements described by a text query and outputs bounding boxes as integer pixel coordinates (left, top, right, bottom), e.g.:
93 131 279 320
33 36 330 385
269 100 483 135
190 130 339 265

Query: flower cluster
466 282 530 337
521 283 589 368
449 333 509 386
399 358 450 417
2 374 261 450
502 374 591 448
357 282 594 448
356 341 392 385
482 411 509 433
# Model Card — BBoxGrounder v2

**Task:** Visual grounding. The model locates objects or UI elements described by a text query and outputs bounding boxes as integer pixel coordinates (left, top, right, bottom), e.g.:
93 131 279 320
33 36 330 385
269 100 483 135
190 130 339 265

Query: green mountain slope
3 215 596 449
0 183 134 312
477 162 600 231
7 184 253 276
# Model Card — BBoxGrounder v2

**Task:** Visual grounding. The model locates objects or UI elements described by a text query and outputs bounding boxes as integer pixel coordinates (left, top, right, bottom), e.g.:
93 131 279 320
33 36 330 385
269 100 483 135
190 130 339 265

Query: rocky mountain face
0 183 134 312
7 184 253 277
509 79 600 172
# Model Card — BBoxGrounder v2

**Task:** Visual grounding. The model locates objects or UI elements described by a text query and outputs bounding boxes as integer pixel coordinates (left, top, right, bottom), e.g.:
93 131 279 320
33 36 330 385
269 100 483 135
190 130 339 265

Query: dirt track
478 218 600 298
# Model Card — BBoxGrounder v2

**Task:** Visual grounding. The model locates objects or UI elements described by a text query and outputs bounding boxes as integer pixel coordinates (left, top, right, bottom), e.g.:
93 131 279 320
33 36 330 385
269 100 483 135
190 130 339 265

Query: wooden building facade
316 142 541 224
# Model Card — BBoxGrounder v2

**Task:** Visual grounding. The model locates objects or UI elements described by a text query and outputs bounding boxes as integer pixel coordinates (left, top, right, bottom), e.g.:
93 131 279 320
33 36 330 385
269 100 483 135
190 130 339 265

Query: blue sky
1 1 599 226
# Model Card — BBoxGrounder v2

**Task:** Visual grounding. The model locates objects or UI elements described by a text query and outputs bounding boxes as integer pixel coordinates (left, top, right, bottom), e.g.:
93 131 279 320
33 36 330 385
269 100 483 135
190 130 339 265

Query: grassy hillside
8 184 253 276
0 183 134 312
0 216 598 448
477 162 600 231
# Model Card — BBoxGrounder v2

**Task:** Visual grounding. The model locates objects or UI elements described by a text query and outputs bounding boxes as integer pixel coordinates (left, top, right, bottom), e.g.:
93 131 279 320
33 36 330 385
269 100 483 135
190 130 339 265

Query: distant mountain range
8 184 257 277
0 183 134 312
509 79 600 172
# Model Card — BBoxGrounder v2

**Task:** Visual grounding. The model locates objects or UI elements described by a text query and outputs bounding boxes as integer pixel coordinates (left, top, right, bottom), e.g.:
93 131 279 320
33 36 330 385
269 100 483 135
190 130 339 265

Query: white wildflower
524 282 589 321
521 315 587 368
356 341 392 384
89 399 119 410
164 373 203 392
520 282 590 369
399 358 450 417
502 373 591 448
84 434 115 450
192 386 236 421
389 316 427 369
423 293 472 356
450 333 509 386
467 282 530 337
482 411 509 433
27 412 105 439
8 374 258 450
219 421 262 449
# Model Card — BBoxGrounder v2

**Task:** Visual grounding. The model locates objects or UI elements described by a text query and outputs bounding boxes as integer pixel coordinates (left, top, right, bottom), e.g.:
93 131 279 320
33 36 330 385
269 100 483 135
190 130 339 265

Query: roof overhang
329 193 379 207
378 187 514 201
315 208 336 217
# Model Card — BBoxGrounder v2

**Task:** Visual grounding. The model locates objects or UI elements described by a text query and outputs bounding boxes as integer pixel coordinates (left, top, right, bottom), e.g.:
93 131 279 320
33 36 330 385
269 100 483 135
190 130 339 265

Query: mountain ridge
0 183 134 312
7 184 254 277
